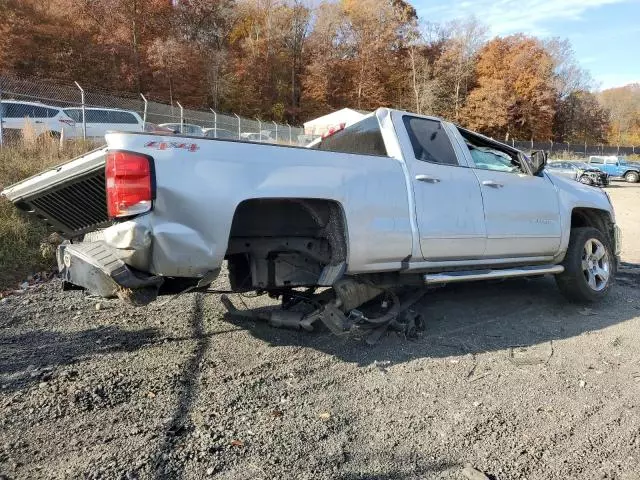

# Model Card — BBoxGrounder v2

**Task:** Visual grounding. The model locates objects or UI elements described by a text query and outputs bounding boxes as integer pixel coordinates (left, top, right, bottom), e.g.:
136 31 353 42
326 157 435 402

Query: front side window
403 117 458 165
3 103 57 118
457 127 526 174
469 147 518 172
313 116 387 156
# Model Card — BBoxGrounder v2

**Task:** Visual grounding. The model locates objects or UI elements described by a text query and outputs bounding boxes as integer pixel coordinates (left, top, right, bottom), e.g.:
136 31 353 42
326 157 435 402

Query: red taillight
105 151 153 218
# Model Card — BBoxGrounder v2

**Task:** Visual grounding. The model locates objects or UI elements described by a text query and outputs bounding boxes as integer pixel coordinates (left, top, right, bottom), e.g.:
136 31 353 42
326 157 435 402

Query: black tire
556 227 615 303
624 171 639 183
579 175 593 185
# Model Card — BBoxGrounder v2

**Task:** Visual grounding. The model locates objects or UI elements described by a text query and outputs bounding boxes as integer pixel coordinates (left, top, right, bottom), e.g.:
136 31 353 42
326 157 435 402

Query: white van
62 107 144 139
0 100 77 140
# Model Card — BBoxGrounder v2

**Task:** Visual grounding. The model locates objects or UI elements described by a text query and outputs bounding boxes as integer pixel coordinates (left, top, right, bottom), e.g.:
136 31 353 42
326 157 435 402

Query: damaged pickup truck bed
2 108 621 337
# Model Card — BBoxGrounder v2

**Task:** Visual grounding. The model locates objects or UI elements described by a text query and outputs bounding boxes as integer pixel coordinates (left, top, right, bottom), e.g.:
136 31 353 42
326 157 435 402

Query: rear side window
85 110 110 123
313 116 387 156
108 111 138 124
590 157 604 164
2 103 59 118
403 116 458 165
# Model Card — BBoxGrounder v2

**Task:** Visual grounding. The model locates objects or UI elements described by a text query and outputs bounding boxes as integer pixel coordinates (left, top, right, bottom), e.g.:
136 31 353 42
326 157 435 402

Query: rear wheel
556 227 615 303
624 171 639 183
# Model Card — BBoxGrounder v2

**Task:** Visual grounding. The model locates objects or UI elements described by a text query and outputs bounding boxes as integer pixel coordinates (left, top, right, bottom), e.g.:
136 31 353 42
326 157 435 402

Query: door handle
34 120 43 124
482 180 503 188
415 174 441 184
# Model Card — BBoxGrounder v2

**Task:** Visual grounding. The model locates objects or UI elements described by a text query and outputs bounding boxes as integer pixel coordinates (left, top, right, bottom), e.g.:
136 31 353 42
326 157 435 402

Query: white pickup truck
2 108 621 328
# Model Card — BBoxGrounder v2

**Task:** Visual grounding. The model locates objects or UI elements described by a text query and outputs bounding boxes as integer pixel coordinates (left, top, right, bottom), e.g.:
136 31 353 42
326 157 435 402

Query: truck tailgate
1 147 110 237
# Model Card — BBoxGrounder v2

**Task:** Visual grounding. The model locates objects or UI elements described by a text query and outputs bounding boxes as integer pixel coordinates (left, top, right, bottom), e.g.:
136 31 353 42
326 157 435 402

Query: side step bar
424 265 564 285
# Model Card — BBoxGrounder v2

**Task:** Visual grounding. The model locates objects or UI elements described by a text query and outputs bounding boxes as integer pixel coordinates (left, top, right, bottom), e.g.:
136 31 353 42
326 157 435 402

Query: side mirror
530 150 547 175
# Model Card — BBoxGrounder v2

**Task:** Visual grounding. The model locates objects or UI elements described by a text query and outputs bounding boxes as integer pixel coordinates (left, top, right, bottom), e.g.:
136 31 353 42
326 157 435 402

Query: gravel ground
1 184 640 480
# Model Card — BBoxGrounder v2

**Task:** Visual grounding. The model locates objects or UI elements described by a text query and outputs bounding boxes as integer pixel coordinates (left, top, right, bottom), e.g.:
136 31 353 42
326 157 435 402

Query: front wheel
556 227 615 303
624 171 639 183
579 175 593 185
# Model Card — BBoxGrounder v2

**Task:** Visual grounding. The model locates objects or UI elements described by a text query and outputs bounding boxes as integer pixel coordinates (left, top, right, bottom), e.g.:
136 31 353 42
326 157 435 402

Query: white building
303 108 370 136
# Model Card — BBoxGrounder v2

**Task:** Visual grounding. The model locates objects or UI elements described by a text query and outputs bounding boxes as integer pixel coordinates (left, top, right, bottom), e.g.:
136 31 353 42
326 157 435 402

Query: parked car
546 161 609 187
63 107 144 139
143 123 176 134
2 109 620 328
586 155 640 183
158 123 204 136
0 100 76 140
202 128 238 140
240 132 264 142
239 131 274 142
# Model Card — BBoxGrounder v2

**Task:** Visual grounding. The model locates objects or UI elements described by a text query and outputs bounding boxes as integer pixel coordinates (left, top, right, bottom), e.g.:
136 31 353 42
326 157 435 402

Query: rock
95 302 102 311
206 467 215 476
20 282 29 289
579 380 586 389
462 464 490 480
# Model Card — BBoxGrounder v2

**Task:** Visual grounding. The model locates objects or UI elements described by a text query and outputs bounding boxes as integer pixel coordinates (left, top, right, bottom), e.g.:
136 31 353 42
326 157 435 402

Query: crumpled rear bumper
57 241 163 304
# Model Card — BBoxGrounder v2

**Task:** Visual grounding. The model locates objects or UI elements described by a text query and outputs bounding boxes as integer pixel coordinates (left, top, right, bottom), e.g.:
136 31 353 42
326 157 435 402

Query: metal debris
220 281 428 344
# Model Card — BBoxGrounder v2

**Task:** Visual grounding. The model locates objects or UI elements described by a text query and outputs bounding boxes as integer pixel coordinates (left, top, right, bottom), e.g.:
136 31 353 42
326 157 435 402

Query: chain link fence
511 140 637 158
1 74 637 156
0 75 305 145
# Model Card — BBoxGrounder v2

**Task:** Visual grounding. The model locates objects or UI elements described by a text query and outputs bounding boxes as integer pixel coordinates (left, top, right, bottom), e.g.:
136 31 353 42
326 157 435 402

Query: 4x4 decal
144 141 199 152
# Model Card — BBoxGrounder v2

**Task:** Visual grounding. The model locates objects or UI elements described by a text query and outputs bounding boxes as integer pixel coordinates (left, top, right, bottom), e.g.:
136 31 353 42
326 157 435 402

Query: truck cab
587 155 640 183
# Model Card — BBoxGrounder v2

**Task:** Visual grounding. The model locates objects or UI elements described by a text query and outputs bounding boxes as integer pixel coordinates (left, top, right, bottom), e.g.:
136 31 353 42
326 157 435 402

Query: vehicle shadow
222 273 640 367
0 325 159 393
151 293 210 480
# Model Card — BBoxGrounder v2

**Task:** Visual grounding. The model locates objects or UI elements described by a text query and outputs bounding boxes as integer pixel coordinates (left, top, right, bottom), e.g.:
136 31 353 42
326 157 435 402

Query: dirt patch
1 184 640 479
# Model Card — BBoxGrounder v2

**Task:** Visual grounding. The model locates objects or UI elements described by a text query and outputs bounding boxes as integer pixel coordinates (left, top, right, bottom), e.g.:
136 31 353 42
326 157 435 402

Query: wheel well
571 208 615 246
624 170 638 177
225 199 348 290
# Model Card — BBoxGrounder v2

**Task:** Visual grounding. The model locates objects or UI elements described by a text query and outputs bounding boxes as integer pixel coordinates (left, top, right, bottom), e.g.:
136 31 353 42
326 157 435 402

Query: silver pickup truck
2 108 621 328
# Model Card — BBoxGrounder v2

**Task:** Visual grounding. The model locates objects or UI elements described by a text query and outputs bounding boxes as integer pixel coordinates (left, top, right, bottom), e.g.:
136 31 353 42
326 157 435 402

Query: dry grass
0 135 97 290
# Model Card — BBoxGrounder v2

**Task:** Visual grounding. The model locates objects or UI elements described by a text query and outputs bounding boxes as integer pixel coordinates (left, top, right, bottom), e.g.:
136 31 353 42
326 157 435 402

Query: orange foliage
460 35 556 140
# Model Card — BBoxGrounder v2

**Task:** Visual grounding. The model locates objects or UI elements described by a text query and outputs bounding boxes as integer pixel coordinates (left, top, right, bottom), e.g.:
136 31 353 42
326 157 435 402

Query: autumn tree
172 0 236 109
404 21 449 115
72 0 172 93
301 0 414 117
0 0 626 141
554 90 609 143
433 17 488 120
460 35 556 140
599 84 640 145
300 1 348 117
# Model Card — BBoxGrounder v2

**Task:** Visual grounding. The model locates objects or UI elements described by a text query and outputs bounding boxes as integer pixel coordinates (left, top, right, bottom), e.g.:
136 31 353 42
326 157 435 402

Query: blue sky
413 0 640 90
